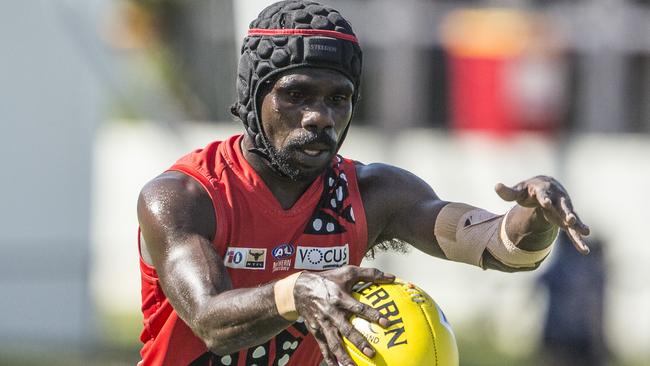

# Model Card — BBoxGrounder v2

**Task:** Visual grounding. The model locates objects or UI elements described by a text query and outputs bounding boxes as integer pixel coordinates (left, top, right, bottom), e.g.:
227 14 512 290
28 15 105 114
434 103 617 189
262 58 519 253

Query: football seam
417 303 439 365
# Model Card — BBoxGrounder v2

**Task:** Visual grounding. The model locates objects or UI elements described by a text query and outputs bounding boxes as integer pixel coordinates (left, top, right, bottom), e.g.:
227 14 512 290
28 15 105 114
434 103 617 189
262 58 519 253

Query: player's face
259 68 354 181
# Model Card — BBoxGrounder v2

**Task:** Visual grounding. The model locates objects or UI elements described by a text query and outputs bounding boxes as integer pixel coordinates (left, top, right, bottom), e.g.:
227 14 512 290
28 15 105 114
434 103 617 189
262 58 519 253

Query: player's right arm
138 171 391 364
138 171 289 355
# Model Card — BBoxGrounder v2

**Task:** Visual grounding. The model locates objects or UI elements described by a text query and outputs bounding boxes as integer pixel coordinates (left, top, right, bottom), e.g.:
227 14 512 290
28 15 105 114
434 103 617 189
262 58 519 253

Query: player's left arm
357 163 590 271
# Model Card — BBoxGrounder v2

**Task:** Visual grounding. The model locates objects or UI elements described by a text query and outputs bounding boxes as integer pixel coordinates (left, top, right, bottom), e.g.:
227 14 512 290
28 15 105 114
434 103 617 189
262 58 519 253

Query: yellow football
344 280 459 366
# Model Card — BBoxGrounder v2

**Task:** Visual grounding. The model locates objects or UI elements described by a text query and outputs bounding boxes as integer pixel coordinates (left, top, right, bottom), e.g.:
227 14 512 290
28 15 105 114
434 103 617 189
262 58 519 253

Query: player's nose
301 102 335 132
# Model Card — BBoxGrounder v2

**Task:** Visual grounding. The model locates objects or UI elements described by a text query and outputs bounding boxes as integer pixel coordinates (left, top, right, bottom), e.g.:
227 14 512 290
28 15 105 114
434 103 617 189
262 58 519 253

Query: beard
268 129 337 181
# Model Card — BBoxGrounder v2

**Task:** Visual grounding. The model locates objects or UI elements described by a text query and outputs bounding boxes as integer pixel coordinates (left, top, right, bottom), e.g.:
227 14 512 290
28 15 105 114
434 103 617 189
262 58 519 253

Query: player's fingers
559 197 577 226
573 218 591 236
338 295 389 327
304 317 320 333
559 197 590 235
331 312 375 358
347 266 395 285
321 320 356 366
535 188 554 210
560 197 591 236
567 227 590 255
495 182 526 202
313 330 337 366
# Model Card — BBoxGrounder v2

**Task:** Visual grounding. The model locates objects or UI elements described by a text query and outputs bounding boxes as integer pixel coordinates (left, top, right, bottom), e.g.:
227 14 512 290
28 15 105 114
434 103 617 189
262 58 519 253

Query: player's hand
495 175 591 255
293 265 394 366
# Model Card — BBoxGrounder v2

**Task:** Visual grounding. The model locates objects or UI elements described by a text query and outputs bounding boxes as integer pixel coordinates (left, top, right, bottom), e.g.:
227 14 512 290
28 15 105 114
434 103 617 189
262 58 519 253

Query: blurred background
1 0 649 365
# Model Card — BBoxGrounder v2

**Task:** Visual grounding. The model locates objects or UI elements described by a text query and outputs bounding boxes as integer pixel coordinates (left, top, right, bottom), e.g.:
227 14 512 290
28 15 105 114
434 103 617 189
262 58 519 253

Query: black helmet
231 0 362 176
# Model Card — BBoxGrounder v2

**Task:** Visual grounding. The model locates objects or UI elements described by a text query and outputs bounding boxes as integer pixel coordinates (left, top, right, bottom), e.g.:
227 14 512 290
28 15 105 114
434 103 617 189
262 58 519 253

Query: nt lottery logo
224 247 266 270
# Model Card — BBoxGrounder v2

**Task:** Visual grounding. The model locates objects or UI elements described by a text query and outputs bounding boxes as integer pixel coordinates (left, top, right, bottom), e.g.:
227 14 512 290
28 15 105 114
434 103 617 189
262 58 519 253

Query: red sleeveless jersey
138 135 368 366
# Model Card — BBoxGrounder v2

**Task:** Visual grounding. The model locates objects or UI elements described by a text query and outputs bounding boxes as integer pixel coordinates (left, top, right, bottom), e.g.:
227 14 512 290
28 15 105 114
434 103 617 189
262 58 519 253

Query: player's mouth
295 143 333 164
302 148 326 157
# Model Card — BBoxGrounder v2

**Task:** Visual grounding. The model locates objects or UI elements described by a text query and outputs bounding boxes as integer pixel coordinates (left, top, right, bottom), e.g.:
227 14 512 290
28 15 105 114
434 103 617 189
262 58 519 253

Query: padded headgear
232 0 363 175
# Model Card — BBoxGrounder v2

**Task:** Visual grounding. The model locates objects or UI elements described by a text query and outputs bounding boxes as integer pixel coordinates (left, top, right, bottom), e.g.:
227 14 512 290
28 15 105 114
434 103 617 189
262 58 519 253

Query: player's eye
330 95 348 103
287 90 303 100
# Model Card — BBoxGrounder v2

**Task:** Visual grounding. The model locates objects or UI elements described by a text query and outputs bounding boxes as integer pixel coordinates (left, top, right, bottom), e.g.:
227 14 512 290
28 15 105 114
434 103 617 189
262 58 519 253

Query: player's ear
230 102 240 119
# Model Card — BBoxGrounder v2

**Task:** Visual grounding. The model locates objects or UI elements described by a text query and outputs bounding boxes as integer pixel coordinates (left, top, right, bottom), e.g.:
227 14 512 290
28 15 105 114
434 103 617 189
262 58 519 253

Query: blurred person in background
136 1 591 365
539 232 608 366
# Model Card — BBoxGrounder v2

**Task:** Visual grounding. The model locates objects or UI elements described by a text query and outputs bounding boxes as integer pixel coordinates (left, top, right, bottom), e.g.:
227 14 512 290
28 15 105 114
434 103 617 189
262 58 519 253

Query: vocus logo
295 244 349 270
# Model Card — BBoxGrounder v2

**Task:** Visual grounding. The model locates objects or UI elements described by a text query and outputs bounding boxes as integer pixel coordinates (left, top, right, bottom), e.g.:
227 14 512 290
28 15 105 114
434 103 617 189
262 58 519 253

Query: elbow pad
433 203 555 269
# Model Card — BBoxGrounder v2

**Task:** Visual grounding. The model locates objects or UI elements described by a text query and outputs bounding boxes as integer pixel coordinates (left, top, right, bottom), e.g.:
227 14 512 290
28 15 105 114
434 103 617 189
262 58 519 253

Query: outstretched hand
495 176 591 255
293 266 395 366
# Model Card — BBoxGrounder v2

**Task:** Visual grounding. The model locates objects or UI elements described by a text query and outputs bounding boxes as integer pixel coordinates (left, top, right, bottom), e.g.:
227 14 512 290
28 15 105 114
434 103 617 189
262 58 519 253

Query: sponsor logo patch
271 244 294 272
273 259 292 272
224 247 266 270
272 243 295 260
295 244 349 270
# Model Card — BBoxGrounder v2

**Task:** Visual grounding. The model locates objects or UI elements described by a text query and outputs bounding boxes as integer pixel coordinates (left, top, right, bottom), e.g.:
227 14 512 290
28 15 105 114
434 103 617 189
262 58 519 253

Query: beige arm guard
433 203 555 269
